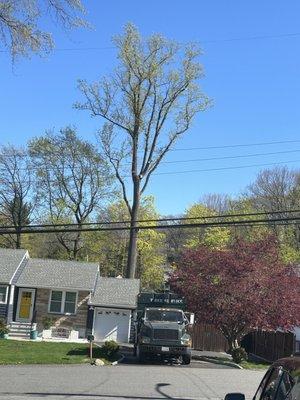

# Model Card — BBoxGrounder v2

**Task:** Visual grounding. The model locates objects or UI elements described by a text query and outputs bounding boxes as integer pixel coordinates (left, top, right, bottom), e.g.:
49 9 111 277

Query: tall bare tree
247 166 300 252
0 145 34 248
29 127 113 260
0 0 86 59
75 23 210 278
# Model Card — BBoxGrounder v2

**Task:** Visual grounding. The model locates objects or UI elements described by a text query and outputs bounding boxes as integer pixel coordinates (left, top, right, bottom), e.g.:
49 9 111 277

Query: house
0 248 140 343
0 248 29 322
14 257 99 339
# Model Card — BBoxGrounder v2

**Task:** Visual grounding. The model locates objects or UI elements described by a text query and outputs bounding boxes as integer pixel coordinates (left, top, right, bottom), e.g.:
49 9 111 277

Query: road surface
0 363 265 400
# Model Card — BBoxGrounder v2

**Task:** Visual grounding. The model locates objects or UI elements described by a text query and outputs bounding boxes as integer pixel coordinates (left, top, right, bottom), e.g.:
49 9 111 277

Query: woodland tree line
0 129 299 291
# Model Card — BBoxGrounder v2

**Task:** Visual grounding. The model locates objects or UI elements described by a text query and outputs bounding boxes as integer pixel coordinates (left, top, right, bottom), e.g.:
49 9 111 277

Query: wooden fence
241 330 296 362
190 324 228 352
190 325 296 361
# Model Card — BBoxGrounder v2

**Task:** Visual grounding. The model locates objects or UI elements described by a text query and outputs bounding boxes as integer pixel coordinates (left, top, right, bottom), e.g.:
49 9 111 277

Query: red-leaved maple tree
170 236 300 351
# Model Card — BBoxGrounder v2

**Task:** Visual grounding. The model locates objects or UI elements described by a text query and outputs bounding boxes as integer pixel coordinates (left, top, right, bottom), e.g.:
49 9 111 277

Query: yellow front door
18 291 32 320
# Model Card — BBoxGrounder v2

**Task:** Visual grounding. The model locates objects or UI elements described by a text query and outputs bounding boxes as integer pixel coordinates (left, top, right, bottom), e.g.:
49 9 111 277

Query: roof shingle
16 258 99 291
0 248 28 284
91 277 140 309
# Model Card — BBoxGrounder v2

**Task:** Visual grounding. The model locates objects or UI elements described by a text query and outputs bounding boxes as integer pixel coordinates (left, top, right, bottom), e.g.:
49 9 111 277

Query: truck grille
153 329 178 340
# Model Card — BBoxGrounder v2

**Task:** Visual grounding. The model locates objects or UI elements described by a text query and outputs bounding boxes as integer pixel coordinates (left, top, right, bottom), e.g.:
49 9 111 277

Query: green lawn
0 340 119 365
240 360 270 370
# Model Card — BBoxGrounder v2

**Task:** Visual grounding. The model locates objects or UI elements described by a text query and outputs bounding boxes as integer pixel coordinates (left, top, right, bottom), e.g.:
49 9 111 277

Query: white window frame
48 290 78 315
0 285 8 304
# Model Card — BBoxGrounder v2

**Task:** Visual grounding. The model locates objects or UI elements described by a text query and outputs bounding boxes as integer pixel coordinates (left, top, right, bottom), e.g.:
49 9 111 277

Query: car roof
272 357 300 374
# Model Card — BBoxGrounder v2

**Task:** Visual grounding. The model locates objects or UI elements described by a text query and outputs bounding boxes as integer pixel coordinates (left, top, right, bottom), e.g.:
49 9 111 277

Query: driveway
0 364 266 400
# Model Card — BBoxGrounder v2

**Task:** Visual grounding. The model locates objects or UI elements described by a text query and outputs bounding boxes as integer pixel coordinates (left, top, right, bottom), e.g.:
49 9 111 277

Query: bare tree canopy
247 166 300 213
0 0 86 59
75 23 210 278
0 145 34 248
29 127 114 259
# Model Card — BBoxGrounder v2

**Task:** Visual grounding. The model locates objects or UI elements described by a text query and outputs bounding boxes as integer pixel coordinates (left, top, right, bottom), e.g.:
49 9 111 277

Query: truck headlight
181 336 192 346
140 336 151 344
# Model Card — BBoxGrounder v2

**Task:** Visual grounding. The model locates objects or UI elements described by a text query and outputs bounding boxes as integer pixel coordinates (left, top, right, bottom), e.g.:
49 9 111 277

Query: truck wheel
136 345 145 363
182 354 191 365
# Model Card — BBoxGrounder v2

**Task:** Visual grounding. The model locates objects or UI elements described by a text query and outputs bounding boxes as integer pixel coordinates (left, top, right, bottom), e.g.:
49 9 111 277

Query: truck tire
182 354 191 365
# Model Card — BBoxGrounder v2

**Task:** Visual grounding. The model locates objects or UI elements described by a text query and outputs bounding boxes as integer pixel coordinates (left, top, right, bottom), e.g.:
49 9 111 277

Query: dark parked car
225 357 300 400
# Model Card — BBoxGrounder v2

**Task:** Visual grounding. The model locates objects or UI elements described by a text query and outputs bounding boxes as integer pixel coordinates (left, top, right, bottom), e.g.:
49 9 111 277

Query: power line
1 208 300 230
5 139 300 160
152 159 300 176
170 139 300 152
1 32 299 54
161 149 300 164
0 215 299 235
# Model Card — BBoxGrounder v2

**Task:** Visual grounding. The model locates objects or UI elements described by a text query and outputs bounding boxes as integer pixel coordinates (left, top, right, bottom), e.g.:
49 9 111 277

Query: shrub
42 316 54 330
101 340 120 357
230 347 248 364
0 318 9 335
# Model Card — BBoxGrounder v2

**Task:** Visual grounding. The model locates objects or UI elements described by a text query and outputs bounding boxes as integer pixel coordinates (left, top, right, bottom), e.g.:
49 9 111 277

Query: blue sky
1 0 300 215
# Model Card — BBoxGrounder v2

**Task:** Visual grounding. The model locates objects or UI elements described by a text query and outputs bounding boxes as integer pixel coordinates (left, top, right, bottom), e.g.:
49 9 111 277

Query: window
276 372 294 400
254 368 282 400
49 290 77 314
0 286 8 304
260 368 282 400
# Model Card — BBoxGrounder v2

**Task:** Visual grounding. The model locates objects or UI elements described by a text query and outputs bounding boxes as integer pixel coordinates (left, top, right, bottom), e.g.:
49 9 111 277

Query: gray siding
0 303 7 319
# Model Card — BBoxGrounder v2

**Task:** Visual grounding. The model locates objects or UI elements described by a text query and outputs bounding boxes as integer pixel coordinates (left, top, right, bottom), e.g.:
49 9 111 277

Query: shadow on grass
67 348 88 356
67 346 119 362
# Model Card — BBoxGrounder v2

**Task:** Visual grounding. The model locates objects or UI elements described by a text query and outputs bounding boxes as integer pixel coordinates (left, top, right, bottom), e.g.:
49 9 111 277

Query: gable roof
0 248 28 284
16 258 99 291
90 277 140 309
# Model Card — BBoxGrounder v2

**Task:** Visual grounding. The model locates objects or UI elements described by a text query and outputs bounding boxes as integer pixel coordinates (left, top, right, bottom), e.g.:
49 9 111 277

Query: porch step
9 322 31 338
10 322 31 328
8 331 30 338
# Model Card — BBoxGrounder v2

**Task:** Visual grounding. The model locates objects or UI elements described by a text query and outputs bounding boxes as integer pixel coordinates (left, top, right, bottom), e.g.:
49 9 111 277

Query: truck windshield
145 309 184 323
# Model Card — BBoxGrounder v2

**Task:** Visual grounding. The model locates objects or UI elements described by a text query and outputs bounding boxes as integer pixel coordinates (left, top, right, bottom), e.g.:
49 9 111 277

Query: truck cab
134 292 193 364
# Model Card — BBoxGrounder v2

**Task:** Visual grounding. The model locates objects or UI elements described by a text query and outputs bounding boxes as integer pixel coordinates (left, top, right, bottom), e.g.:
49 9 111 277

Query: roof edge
9 250 29 285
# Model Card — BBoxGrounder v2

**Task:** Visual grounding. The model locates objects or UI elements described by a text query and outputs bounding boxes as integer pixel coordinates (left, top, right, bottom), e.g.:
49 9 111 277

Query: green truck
134 292 194 364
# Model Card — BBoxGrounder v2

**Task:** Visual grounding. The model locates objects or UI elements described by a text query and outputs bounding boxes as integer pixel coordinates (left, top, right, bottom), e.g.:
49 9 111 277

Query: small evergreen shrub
102 340 120 357
42 317 54 330
231 347 248 364
0 318 9 335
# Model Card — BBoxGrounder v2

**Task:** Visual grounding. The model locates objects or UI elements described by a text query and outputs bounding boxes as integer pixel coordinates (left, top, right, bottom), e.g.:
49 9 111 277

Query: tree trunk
126 179 140 279
16 230 21 249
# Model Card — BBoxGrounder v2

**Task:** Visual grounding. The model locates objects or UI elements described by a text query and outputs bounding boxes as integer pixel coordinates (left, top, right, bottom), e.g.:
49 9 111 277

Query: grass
240 360 270 370
199 355 270 370
0 340 119 365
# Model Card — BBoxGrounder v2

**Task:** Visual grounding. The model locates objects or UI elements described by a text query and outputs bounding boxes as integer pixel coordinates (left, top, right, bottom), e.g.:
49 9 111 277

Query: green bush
0 318 9 335
101 340 120 357
42 317 54 330
231 347 248 364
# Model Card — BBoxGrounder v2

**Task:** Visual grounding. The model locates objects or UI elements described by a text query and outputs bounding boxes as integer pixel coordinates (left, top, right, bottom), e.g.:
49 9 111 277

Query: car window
254 368 282 400
254 369 275 400
276 372 294 400
261 368 282 400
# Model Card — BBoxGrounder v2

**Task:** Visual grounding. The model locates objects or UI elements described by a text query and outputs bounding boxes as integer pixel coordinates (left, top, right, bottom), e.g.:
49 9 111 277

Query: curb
192 355 243 369
112 354 125 366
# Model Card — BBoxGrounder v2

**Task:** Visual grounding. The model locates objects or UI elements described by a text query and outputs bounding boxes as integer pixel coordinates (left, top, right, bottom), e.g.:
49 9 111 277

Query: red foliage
170 236 300 346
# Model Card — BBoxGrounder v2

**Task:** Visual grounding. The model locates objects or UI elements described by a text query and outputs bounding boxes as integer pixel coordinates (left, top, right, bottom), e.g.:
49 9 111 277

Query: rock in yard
94 358 105 366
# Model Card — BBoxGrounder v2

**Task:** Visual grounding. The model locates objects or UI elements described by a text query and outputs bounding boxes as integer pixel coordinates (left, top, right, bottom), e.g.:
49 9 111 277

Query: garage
93 307 131 342
89 277 140 344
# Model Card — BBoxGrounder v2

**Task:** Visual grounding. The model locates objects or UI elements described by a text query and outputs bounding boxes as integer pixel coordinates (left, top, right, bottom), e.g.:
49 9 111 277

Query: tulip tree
170 236 300 352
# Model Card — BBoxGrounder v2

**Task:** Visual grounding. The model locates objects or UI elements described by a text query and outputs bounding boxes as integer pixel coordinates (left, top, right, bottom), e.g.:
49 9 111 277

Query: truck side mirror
224 393 245 400
185 312 194 325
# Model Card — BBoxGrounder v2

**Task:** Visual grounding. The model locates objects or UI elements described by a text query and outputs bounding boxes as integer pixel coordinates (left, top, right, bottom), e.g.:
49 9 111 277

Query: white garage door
94 308 131 343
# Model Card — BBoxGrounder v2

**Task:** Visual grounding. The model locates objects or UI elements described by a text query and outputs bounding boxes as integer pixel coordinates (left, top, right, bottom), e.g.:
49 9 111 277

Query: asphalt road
0 363 266 400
